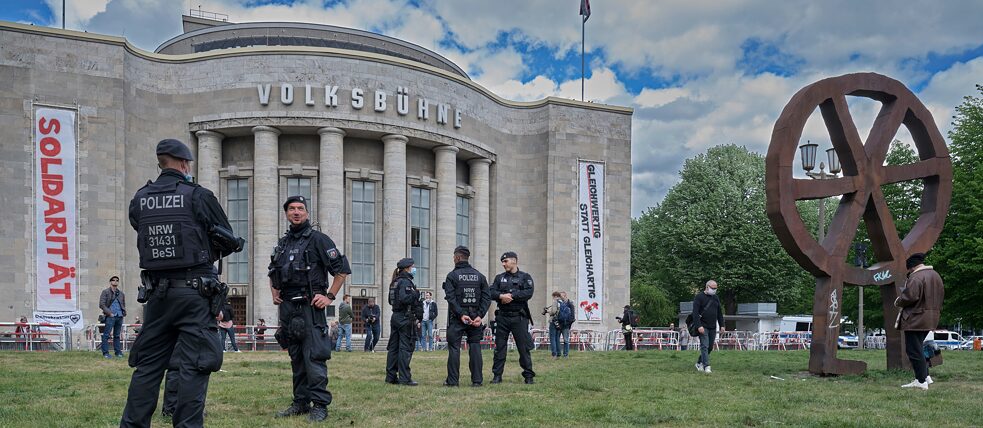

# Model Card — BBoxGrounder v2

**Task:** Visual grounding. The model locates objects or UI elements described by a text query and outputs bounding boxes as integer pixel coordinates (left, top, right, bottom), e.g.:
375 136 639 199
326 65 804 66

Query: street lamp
854 242 868 350
798 140 841 242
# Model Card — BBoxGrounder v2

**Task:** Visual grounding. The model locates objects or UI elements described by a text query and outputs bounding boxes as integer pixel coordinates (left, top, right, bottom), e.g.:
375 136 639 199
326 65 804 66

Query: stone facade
0 19 632 335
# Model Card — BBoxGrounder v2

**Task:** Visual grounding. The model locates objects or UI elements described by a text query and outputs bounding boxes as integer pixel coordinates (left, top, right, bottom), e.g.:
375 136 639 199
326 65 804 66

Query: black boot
308 404 328 422
491 375 502 384
275 403 310 418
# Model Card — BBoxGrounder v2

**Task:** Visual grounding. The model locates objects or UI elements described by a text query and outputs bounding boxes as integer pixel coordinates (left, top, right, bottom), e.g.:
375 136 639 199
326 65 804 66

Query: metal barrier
0 322 70 351
864 335 887 349
756 331 811 350
83 323 284 352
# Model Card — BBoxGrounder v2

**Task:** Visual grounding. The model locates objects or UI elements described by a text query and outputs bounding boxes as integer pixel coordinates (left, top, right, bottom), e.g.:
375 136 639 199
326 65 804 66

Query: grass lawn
0 348 981 427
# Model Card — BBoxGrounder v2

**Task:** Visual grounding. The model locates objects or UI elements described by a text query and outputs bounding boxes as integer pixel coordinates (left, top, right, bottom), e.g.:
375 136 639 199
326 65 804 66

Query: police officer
269 195 350 422
385 257 422 386
490 251 536 384
442 246 490 387
121 139 244 427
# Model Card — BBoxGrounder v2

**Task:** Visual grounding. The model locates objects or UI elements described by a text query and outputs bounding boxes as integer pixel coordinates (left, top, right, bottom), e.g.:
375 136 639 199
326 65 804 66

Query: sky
3 0 983 217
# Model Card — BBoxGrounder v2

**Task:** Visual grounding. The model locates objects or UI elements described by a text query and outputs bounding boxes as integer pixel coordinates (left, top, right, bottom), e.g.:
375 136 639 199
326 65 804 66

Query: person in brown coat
895 252 945 390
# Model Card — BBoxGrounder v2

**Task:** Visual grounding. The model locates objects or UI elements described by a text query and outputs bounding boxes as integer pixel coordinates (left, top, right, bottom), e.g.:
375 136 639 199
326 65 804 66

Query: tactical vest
455 269 481 311
135 180 212 270
270 229 321 292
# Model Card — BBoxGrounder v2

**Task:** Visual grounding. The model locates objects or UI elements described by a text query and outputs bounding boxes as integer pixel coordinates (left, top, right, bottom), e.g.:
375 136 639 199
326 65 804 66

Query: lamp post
854 242 868 350
798 141 841 242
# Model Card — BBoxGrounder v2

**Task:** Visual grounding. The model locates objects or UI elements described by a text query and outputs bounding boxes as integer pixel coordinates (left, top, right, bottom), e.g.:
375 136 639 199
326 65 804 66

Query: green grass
1 349 981 427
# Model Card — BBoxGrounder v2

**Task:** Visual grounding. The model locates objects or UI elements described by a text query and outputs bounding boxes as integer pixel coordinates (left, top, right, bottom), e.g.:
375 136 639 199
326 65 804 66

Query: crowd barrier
84 323 283 352
0 322 71 351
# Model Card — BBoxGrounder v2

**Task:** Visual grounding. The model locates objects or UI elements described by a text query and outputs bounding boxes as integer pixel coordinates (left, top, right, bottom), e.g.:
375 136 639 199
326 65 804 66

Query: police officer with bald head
442 246 490 387
122 139 244 427
490 251 536 384
269 195 351 422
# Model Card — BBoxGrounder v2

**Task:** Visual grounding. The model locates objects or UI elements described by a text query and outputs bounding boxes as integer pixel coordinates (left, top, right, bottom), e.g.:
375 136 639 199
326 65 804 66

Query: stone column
317 127 345 246
381 134 408 337
252 126 281 325
433 145 459 326
194 130 223 193
468 158 492 277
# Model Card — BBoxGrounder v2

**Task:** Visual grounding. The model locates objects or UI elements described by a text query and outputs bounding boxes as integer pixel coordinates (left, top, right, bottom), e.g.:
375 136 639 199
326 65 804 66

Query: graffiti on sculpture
765 73 952 375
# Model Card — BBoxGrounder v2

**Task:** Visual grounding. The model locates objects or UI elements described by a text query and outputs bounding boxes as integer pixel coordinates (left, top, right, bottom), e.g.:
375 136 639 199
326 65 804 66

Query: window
410 187 431 288
456 196 470 248
226 179 249 284
351 181 376 285
286 177 312 210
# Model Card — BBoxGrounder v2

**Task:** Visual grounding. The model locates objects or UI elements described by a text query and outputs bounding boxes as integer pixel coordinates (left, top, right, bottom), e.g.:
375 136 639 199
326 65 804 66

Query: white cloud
27 0 983 216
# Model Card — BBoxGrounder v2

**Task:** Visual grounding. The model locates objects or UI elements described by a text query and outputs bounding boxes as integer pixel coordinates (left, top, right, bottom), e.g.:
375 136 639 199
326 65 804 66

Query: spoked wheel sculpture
765 73 952 375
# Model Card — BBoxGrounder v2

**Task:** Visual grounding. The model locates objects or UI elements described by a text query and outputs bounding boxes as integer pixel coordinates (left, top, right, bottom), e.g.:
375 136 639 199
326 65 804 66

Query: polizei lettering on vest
140 195 185 210
257 83 463 129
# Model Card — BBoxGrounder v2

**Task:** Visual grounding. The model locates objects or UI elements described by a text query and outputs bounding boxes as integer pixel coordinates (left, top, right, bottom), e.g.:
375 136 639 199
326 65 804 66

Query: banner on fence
577 160 604 321
33 310 84 330
34 106 78 312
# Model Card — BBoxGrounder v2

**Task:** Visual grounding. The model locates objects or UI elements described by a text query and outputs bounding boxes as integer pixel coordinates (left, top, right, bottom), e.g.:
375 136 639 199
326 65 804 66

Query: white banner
34 107 78 312
577 161 604 321
33 311 85 330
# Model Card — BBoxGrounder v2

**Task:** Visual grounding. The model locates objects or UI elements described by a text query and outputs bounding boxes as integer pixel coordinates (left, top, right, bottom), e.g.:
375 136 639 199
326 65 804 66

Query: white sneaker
695 362 704 372
901 380 928 390
704 366 712 373
926 376 934 384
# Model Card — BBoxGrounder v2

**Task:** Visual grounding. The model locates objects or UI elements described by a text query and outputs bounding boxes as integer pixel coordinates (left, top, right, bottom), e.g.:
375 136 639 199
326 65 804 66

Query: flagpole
581 17 585 102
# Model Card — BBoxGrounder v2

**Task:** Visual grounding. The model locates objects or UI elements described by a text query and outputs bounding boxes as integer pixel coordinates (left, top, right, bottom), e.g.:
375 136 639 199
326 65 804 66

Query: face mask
410 267 417 275
706 287 717 296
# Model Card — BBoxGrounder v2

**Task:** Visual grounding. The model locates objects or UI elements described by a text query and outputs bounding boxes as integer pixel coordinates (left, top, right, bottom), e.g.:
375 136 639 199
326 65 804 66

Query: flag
580 0 591 22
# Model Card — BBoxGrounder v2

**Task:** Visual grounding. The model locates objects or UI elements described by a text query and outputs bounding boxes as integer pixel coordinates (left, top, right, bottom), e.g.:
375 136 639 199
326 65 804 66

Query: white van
925 330 962 350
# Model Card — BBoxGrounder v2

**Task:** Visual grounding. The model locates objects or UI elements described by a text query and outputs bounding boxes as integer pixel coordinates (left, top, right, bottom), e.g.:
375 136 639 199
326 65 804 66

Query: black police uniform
385 267 422 384
490 264 536 383
442 260 490 386
121 166 239 428
268 219 351 416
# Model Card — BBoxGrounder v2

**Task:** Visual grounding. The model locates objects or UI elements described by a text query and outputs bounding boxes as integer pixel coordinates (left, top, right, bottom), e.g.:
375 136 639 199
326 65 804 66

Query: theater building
0 14 632 336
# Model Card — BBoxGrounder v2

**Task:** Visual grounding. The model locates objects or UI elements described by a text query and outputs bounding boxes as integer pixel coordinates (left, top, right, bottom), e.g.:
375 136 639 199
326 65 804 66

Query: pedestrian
255 318 267 347
120 138 244 427
418 292 438 351
385 258 422 386
616 305 638 351
545 291 576 358
896 253 944 390
362 298 381 352
691 280 725 373
335 295 354 352
490 251 536 384
99 276 127 359
328 321 339 351
218 300 240 352
442 246 490 387
269 195 351 422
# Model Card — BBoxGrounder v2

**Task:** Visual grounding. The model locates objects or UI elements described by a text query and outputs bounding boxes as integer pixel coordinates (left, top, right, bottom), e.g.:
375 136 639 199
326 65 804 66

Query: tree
934 84 983 328
631 144 814 317
840 140 921 332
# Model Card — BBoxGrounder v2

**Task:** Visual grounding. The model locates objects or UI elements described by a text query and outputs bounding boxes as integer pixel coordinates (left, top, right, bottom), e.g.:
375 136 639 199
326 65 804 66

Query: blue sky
4 0 983 216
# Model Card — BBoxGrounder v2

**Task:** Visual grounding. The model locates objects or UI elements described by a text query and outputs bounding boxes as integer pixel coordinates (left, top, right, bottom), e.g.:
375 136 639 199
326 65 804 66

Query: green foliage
934 84 983 327
628 276 675 326
631 144 814 315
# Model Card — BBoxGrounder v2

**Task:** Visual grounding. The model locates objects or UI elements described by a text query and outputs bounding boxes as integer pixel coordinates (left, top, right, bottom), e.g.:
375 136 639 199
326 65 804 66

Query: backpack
556 300 575 328
627 309 639 327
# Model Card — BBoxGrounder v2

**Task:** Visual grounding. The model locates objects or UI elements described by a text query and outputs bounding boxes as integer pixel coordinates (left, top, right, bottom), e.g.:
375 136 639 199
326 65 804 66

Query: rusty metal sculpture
766 73 952 375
